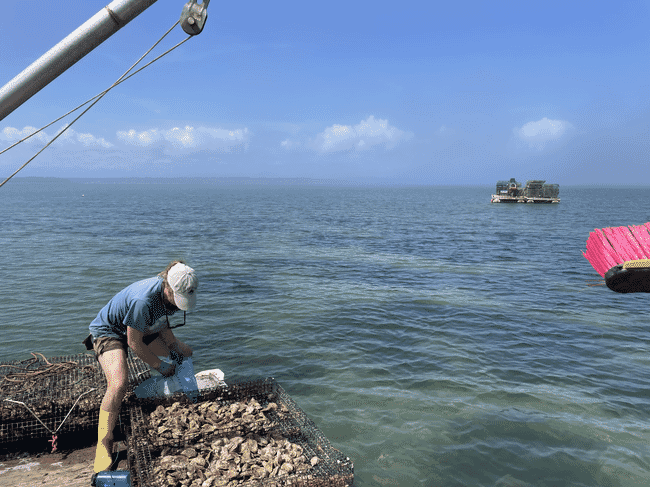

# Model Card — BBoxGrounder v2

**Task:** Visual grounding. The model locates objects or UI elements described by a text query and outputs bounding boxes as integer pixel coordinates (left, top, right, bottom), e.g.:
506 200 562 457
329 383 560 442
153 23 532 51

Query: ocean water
2 178 650 486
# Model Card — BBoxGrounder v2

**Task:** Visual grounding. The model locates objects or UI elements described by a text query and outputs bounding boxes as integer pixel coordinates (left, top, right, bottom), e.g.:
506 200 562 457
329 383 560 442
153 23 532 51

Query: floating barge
491 178 560 203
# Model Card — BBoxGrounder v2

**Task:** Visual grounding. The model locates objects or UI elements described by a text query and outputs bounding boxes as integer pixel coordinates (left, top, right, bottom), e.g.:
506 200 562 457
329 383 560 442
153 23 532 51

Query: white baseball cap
167 263 198 311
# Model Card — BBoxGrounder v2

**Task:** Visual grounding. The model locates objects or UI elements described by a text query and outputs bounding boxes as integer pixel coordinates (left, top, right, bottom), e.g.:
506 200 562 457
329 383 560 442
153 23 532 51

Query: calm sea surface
2 179 650 486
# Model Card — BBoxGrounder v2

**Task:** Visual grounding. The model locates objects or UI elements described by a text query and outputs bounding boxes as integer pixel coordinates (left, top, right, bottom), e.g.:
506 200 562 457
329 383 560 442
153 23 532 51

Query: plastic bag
176 357 199 398
134 356 198 400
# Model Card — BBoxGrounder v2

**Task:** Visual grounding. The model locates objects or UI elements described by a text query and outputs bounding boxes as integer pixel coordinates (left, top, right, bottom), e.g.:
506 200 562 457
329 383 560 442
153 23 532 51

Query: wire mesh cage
0 350 150 446
128 377 354 487
542 183 560 198
523 180 546 198
495 180 510 193
496 178 522 195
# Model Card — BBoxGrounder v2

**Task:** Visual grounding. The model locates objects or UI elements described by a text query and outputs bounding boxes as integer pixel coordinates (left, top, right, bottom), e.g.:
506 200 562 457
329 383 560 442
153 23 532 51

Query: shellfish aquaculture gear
5 387 95 453
583 222 650 292
0 351 150 447
128 377 354 487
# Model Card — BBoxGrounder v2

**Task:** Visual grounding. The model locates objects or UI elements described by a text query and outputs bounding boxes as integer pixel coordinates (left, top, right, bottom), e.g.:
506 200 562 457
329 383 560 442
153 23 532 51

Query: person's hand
156 360 176 377
181 343 193 358
172 341 193 359
169 350 183 365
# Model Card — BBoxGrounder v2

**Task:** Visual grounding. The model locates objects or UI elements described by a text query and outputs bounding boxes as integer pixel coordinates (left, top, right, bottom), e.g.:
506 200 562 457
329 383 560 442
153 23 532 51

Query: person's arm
159 326 193 358
124 299 174 375
127 326 166 370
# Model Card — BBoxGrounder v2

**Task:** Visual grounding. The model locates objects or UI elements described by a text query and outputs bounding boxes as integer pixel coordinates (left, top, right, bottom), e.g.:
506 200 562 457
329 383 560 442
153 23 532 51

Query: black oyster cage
128 377 354 487
0 351 150 447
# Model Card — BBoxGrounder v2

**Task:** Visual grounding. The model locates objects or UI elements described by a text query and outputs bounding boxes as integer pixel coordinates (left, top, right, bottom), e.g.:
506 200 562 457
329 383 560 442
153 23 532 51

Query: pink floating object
583 223 650 277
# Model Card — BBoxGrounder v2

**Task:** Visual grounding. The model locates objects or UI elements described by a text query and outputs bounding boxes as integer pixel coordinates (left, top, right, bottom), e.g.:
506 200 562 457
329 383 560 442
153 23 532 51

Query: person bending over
85 260 198 473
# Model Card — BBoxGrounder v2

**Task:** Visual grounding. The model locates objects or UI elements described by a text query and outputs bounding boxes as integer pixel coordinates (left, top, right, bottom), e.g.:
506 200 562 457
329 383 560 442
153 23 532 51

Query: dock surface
0 443 129 487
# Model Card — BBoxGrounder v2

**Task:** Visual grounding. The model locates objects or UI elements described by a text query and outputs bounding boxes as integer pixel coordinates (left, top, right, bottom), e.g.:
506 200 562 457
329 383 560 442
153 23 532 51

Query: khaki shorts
92 336 128 358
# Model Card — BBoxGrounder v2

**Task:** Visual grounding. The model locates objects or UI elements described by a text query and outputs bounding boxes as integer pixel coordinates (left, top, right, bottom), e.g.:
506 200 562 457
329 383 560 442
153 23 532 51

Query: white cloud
311 116 410 152
280 138 300 150
116 125 249 152
514 117 574 150
55 125 113 148
0 125 113 148
117 128 162 147
1 126 50 145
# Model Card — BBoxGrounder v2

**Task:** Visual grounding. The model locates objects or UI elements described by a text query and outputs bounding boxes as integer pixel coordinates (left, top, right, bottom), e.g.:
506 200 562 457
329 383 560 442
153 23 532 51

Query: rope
0 20 192 189
1 352 100 452
586 280 605 287
0 352 92 388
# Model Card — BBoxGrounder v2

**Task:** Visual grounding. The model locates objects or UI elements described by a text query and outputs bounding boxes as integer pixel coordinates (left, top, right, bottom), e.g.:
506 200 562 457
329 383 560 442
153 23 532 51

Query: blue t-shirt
89 276 176 340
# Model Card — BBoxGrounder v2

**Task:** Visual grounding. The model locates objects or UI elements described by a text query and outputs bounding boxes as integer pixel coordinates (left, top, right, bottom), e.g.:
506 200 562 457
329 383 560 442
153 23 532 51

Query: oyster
145 397 317 486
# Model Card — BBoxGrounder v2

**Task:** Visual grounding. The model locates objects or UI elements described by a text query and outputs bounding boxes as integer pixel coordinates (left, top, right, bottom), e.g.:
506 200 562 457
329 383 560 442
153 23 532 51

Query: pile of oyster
146 397 319 486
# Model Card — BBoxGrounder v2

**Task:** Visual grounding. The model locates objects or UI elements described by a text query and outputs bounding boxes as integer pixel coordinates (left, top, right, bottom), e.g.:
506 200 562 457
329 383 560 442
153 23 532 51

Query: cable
0 21 191 189
3 388 97 435
0 37 190 159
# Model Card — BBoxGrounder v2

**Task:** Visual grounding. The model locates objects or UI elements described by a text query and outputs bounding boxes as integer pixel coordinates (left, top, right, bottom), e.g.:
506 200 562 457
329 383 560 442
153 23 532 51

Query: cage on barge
491 178 560 203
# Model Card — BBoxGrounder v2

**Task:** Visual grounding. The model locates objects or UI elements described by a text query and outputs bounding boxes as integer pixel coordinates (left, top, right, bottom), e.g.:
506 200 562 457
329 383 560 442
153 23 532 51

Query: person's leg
94 344 128 472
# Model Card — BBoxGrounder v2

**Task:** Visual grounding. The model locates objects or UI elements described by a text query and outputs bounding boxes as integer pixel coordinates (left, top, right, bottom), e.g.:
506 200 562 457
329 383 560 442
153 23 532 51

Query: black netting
128 378 354 487
0 351 150 445
543 184 560 198
523 180 545 198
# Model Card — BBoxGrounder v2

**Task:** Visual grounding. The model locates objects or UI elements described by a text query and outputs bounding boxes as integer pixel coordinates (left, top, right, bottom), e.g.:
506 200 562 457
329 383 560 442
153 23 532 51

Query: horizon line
4 176 650 189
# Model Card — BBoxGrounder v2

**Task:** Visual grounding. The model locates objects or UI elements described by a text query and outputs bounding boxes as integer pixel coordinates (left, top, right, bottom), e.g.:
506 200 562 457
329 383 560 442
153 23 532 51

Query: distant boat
491 178 560 203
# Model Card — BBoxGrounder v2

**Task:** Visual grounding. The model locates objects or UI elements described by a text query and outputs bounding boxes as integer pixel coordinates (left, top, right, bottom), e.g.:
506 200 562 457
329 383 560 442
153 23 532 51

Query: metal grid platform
128 377 354 487
0 351 150 445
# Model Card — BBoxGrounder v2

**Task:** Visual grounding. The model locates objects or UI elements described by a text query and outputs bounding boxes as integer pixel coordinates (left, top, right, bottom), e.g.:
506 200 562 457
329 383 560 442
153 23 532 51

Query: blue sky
1 0 649 185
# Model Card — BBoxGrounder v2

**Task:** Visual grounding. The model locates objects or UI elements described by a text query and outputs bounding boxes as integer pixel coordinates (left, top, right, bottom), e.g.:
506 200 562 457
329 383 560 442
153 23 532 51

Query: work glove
155 360 176 377
169 350 184 365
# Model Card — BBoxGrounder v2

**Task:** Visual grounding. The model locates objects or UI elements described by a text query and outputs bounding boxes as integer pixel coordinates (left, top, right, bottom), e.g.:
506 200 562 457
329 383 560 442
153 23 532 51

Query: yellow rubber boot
93 408 116 473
